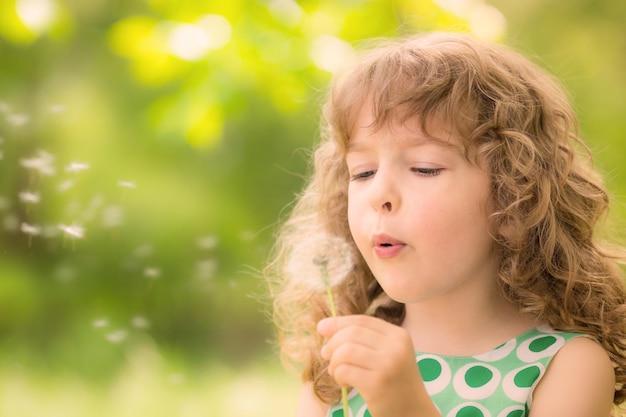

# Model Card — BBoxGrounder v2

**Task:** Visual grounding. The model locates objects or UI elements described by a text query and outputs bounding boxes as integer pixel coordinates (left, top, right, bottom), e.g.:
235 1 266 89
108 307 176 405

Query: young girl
266 32 626 417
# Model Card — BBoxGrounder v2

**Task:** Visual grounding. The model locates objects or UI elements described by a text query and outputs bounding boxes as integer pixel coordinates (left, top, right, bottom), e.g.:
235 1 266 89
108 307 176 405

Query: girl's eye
349 170 375 181
411 167 443 176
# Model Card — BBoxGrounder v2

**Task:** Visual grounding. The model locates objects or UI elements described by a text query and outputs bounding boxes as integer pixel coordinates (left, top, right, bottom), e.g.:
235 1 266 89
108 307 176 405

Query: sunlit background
1 0 625 416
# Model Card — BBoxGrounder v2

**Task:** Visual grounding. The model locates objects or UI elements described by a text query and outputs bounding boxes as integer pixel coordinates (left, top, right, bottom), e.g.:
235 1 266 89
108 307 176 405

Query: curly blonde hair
265 32 626 406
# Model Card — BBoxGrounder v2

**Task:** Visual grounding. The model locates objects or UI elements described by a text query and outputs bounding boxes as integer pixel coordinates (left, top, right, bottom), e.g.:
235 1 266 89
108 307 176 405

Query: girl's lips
371 234 406 259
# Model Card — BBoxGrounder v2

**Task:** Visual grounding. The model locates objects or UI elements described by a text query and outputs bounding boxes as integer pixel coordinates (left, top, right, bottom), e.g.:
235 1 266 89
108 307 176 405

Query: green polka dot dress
326 326 584 417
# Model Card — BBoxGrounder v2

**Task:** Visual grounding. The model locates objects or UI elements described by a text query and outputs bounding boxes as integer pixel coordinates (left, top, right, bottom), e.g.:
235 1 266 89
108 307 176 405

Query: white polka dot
474 338 517 362
417 354 452 395
516 334 565 362
502 363 545 402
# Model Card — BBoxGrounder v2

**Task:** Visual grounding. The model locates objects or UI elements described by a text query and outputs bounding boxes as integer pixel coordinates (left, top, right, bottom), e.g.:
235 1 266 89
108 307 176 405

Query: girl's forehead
348 102 462 149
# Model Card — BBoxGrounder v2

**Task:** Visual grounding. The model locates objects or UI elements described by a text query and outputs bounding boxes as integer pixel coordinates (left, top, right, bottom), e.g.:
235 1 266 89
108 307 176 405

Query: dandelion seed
144 267 161 279
102 205 124 228
58 224 85 239
131 315 150 329
20 150 56 177
106 329 127 343
93 318 109 328
118 180 136 189
49 104 66 113
57 179 75 192
197 235 219 250
65 161 90 173
18 191 40 204
7 113 29 127
20 222 41 236
196 258 218 280
133 244 154 258
169 373 185 385
20 222 41 246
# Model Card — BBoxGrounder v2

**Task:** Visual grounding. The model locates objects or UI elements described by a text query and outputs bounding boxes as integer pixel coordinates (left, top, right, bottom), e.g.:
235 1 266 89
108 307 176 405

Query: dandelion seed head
286 233 355 292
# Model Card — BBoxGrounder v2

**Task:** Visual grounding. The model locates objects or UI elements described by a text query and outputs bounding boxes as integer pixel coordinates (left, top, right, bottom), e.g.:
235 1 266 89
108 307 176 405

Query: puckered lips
371 233 406 259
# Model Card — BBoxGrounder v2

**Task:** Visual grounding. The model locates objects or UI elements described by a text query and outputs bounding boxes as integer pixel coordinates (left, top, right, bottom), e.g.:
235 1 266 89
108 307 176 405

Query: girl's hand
318 315 441 417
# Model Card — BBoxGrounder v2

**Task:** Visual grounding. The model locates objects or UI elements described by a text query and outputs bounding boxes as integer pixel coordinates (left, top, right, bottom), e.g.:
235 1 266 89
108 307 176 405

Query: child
266 32 626 417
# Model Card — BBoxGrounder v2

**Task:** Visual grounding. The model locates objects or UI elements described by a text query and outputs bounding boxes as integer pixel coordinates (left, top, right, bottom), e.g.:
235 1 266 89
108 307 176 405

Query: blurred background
0 0 624 415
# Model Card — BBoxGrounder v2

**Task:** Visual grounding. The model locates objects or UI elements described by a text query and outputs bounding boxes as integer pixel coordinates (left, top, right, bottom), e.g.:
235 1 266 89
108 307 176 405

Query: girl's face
346 104 498 305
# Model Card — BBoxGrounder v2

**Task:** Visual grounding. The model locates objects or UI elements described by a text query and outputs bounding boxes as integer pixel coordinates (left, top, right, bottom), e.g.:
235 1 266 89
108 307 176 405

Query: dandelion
65 161 90 173
286 232 355 416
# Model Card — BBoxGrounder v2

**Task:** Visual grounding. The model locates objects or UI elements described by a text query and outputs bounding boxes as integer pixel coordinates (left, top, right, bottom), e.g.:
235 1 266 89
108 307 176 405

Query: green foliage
0 0 624 404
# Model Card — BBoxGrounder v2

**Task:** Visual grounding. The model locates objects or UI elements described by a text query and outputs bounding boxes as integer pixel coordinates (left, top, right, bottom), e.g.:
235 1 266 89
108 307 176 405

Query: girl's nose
368 170 399 213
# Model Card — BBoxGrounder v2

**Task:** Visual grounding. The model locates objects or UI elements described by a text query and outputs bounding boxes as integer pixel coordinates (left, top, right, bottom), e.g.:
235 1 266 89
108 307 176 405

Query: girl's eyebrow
347 135 462 153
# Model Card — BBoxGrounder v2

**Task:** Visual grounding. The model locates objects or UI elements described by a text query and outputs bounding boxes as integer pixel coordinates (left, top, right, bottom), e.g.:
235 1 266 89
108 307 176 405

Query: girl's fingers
318 315 391 338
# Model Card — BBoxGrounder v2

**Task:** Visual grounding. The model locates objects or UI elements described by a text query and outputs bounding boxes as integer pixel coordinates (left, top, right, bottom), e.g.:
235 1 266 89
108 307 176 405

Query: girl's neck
401 289 536 356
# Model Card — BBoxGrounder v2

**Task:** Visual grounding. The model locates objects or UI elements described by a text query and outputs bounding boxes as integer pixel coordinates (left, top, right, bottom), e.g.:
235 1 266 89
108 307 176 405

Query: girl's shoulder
529 333 615 416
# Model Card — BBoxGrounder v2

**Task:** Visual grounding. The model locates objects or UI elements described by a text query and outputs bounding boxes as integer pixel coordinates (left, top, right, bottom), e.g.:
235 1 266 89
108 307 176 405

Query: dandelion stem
317 258 350 417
